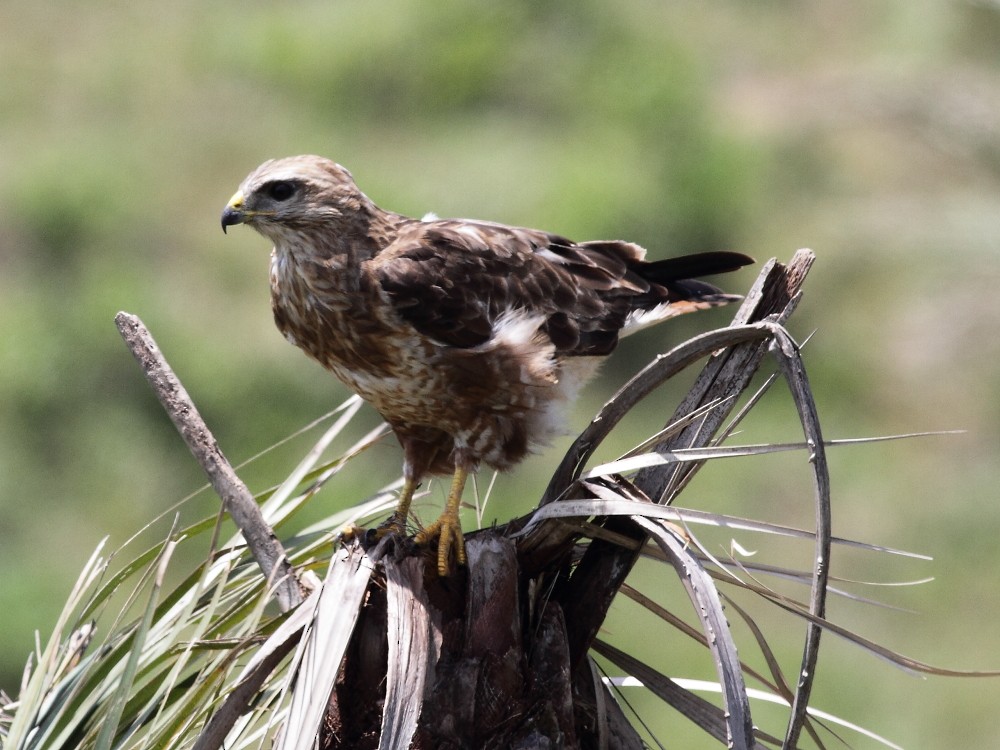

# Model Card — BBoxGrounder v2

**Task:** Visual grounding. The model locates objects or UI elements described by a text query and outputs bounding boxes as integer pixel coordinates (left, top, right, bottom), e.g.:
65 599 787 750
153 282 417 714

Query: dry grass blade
257 395 364 521
601 614 910 750
609 675 907 750
745 584 1000 678
618 396 736 460
540 322 778 506
190 586 321 750
522 488 928 563
582 431 961 480
379 557 441 750
763 322 830 748
677 550 933 613
593 640 777 749
616 581 808 726
94 537 176 750
721 596 824 747
277 541 376 750
631 515 755 749
2 541 109 749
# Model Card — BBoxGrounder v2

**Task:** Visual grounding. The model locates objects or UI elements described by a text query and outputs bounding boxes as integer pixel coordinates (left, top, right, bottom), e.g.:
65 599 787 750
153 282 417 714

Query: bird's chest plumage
268 246 577 471
269 251 460 426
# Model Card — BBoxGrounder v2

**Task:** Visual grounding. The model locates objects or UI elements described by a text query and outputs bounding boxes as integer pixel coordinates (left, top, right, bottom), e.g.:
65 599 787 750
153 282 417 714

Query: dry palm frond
5 251 995 750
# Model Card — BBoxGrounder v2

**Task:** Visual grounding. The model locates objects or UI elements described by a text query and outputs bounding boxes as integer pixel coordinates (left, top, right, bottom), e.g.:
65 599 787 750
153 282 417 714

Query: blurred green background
2 0 999 746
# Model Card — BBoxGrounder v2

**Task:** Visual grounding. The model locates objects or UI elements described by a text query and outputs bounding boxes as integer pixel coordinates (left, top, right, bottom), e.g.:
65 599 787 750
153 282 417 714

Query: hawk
221 155 752 574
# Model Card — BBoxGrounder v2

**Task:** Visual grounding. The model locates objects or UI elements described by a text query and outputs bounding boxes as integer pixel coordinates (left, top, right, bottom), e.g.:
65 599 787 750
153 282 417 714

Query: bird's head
221 155 372 244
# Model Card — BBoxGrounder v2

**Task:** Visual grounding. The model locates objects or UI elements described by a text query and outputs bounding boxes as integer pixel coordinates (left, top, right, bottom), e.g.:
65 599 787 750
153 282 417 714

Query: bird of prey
221 155 752 574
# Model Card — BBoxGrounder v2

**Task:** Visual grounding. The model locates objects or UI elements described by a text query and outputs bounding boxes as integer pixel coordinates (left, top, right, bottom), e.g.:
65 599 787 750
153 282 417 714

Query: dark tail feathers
640 251 754 285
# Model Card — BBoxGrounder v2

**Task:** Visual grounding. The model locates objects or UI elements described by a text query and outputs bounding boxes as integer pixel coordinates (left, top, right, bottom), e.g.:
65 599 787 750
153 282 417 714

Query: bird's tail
621 250 753 336
639 251 754 284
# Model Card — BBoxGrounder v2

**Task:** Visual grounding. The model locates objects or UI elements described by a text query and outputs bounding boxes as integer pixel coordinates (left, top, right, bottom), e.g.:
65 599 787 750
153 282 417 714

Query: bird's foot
373 511 408 540
415 507 467 576
337 523 365 543
337 522 392 555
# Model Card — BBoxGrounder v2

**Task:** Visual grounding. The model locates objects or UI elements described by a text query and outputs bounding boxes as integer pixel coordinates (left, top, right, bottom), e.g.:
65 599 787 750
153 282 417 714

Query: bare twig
114 312 303 612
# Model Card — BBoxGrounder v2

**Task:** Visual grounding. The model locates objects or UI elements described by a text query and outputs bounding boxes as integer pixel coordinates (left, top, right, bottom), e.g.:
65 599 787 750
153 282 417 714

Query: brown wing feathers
374 219 752 356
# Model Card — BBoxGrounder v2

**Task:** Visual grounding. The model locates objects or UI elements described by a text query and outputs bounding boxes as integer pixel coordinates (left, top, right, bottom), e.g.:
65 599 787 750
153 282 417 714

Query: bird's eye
265 181 296 202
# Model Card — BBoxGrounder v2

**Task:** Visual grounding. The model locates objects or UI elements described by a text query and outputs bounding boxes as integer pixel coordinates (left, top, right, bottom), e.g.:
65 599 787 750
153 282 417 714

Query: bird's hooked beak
221 191 246 234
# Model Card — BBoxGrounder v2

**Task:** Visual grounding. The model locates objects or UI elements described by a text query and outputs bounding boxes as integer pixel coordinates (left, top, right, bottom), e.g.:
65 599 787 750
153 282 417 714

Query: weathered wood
322 581 387 750
379 556 440 750
115 311 303 612
315 532 596 748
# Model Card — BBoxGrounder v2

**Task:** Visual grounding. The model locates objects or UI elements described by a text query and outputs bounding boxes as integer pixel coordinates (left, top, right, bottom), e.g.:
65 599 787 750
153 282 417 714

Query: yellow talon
414 465 469 575
337 523 364 543
374 476 418 539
